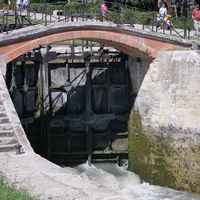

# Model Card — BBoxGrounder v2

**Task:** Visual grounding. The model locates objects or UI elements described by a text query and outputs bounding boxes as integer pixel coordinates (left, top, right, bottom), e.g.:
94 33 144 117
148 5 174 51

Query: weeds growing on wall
0 173 33 200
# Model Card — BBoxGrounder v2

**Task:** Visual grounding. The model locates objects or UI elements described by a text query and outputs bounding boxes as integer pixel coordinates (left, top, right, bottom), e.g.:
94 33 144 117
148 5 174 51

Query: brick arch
0 29 190 63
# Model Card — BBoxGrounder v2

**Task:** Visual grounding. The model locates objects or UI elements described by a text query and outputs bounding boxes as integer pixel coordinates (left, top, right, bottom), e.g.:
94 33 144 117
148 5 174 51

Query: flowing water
67 162 200 200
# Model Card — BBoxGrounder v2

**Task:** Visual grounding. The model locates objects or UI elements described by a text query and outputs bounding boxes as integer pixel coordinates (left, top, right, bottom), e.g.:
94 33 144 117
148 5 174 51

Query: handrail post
152 13 154 32
188 27 191 40
118 2 121 24
64 3 66 22
49 7 52 22
82 1 85 21
170 20 172 35
142 15 144 30
27 6 30 24
45 4 47 26
183 17 187 38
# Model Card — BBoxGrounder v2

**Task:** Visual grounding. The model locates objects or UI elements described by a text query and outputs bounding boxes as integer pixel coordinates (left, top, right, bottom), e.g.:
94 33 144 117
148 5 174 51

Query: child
156 13 162 29
164 15 173 30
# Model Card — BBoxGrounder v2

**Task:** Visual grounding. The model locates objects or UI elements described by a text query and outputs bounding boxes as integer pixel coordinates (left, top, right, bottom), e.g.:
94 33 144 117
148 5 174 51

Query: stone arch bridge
0 21 200 198
0 21 194 68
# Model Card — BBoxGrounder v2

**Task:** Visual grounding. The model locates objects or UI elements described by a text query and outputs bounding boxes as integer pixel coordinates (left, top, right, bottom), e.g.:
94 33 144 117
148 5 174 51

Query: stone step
0 137 18 145
0 144 16 152
0 112 7 118
0 130 15 137
0 124 13 131
0 117 10 124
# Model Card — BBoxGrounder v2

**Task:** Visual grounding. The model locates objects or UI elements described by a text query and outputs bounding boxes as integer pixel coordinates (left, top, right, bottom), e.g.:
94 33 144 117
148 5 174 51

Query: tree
120 0 158 11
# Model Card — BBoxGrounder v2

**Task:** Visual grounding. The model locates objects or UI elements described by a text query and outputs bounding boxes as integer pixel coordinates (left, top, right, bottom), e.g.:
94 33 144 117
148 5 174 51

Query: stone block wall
128 51 200 194
0 67 33 154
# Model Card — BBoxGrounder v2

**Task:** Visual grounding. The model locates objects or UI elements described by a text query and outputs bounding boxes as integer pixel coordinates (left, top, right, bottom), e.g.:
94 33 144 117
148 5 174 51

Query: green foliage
29 3 64 14
65 2 76 8
121 8 155 24
122 0 156 10
0 174 33 200
30 2 99 15
172 15 194 30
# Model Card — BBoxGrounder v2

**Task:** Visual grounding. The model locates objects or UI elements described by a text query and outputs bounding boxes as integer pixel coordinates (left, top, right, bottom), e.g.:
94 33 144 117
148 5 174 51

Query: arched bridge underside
0 21 195 166
0 21 193 67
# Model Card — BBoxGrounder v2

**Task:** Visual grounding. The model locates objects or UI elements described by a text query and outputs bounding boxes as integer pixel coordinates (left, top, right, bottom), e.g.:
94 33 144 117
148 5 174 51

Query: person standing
16 0 22 13
2 0 9 13
157 2 167 29
100 1 108 21
159 3 167 20
22 0 28 15
192 4 200 36
156 13 162 29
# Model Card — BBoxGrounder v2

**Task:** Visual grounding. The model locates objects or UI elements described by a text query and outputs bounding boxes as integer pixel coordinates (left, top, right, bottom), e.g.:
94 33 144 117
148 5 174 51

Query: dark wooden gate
49 61 130 166
6 43 131 166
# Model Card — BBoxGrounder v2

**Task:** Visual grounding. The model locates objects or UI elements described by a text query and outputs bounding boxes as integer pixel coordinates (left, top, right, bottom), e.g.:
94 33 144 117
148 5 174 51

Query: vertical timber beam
38 60 45 156
42 45 51 159
85 55 92 165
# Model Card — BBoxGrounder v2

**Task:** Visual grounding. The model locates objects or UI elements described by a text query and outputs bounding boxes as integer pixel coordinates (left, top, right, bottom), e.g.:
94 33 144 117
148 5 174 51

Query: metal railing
0 1 193 39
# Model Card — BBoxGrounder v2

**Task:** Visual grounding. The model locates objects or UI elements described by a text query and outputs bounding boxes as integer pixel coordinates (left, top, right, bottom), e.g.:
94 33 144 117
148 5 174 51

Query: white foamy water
69 162 200 200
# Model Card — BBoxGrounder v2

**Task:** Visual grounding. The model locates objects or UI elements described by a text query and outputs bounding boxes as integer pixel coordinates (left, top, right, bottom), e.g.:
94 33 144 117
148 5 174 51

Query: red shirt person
192 4 200 36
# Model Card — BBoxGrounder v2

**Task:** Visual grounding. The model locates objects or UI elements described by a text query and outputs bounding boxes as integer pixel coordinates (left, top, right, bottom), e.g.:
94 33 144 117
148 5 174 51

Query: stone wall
0 63 33 154
128 51 200 194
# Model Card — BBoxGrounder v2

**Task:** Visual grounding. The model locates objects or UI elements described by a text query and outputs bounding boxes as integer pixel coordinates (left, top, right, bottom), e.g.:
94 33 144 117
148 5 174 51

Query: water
68 162 200 200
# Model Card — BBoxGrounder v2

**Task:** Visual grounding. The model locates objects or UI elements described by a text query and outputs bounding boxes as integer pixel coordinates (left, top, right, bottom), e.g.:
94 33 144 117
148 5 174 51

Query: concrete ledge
0 152 131 199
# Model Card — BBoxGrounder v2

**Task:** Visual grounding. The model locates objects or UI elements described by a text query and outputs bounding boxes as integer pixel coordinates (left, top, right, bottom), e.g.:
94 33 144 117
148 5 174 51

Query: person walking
192 4 200 37
100 1 108 21
2 0 10 14
16 0 22 13
22 0 28 15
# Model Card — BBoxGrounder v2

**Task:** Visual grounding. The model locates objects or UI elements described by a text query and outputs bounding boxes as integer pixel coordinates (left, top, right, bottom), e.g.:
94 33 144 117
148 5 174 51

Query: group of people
157 1 200 36
100 0 174 30
1 0 200 37
2 0 29 14
99 0 200 37
156 2 173 30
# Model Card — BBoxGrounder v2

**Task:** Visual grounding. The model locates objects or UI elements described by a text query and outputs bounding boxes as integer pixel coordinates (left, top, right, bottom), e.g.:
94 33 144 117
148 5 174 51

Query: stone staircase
0 98 18 153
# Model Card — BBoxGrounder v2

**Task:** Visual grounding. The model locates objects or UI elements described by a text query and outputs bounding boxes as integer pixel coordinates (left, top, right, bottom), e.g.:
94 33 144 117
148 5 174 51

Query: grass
0 174 33 200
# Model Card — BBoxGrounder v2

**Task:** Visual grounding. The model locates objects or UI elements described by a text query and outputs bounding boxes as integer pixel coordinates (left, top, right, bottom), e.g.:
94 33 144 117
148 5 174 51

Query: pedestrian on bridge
16 0 22 13
100 1 108 22
2 0 10 13
22 0 28 15
156 13 162 29
192 4 200 37
157 3 167 29
159 2 167 20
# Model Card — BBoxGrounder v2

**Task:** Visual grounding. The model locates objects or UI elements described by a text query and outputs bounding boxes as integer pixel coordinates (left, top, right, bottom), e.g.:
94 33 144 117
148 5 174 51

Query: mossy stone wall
128 52 200 194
